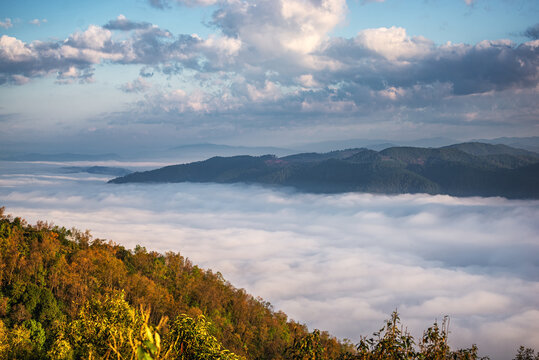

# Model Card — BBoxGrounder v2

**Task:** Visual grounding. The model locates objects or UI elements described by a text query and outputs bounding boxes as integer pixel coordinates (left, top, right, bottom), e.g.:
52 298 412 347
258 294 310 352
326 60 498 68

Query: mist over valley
1 156 538 359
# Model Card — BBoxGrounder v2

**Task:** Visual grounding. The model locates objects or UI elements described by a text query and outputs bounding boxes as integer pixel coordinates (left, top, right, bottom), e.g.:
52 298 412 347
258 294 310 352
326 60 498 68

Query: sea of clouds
1 160 538 359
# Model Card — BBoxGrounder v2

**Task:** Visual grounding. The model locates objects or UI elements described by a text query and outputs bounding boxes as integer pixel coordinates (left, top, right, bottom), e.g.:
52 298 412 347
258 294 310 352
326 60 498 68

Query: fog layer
1 161 538 360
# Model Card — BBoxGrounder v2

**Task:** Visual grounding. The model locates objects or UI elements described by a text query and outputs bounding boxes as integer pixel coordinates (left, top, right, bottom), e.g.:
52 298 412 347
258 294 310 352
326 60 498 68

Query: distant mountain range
471 136 539 153
153 143 294 160
0 153 120 162
61 166 132 177
294 136 460 152
109 142 539 199
294 136 539 153
3 136 537 161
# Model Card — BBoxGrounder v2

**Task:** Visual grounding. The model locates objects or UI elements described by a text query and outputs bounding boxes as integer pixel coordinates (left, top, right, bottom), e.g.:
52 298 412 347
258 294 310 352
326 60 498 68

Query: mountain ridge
109 143 539 199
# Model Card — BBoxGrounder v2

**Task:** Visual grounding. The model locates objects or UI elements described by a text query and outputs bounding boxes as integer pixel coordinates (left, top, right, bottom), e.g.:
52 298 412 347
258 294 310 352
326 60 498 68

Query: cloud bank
1 3 538 114
1 161 538 360
2 8 538 93
0 1 538 147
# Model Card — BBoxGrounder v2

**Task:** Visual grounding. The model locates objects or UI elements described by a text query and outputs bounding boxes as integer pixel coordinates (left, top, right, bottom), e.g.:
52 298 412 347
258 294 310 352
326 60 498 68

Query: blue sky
2 0 217 42
1 0 538 154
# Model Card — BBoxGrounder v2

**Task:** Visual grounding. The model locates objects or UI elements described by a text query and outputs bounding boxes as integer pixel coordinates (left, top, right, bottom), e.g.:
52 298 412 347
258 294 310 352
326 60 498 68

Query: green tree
288 329 325 360
169 314 244 360
418 316 451 359
513 346 539 360
67 291 145 358
4 319 46 359
356 311 416 360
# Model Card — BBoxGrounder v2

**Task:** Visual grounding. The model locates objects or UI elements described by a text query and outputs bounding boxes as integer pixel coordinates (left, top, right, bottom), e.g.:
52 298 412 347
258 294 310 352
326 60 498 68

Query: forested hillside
1 208 536 359
110 143 539 199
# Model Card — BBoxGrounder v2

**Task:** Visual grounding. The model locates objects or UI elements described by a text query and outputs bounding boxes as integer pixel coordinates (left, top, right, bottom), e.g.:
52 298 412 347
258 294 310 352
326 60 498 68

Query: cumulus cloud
103 18 539 130
353 26 434 61
0 36 34 61
1 161 538 360
322 28 539 95
2 7 538 102
56 66 94 84
0 25 126 84
210 0 345 71
120 76 152 93
65 25 115 51
1 4 538 140
0 18 177 84
0 14 243 85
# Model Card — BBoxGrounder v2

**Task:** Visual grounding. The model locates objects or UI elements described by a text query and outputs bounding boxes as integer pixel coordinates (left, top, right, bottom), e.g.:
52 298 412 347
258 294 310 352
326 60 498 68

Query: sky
2 3 538 358
1 160 538 359
0 0 538 154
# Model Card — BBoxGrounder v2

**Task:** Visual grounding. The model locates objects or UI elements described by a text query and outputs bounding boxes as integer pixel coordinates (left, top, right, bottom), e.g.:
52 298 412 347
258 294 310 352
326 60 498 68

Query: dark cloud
0 22 176 84
148 0 218 8
148 0 170 9
103 15 153 31
524 23 539 40
139 66 154 77
321 33 539 96
0 34 96 85
417 41 539 95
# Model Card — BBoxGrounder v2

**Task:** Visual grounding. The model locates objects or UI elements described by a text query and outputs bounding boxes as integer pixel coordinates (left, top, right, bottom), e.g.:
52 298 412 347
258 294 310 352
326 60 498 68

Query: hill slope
0 209 511 359
0 208 347 359
110 143 539 199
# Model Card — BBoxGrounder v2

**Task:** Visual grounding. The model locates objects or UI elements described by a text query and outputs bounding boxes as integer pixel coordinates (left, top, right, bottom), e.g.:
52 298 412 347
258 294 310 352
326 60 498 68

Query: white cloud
198 34 242 66
354 26 434 61
1 9 538 142
0 18 13 29
246 80 282 101
29 18 47 26
11 74 30 85
1 161 538 360
66 25 113 50
120 77 152 93
55 66 95 84
405 291 512 316
211 0 347 71
296 74 319 88
155 88 229 113
0 35 35 61
376 86 407 100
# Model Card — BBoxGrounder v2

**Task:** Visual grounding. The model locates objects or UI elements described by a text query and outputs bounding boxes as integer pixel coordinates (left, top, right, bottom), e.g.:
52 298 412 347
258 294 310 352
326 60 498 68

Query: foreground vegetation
0 207 535 359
